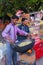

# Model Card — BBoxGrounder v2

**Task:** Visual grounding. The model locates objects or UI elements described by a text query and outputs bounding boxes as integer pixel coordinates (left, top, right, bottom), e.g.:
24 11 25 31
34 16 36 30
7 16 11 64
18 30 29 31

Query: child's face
23 20 29 26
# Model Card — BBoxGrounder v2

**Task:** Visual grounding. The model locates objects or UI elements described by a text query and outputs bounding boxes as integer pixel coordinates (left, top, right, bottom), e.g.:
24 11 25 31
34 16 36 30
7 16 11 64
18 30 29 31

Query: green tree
0 0 43 17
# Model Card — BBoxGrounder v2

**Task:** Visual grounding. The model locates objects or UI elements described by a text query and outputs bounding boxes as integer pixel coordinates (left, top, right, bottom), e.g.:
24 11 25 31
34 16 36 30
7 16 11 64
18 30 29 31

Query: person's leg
32 61 36 65
17 52 20 61
6 42 13 65
12 49 17 65
12 49 20 65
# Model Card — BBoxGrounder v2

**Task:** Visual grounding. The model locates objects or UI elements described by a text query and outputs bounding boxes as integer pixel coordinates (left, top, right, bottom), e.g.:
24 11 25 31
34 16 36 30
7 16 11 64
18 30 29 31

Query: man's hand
27 33 31 39
9 39 14 44
5 36 14 44
27 33 31 37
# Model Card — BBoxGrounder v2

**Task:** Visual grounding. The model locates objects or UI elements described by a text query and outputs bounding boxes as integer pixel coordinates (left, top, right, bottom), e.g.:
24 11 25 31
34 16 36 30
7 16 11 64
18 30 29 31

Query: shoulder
18 24 22 27
18 24 23 28
5 23 12 29
7 23 11 27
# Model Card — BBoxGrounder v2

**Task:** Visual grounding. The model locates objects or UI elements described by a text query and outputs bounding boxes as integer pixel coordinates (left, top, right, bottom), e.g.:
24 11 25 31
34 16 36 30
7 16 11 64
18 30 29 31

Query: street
36 57 43 65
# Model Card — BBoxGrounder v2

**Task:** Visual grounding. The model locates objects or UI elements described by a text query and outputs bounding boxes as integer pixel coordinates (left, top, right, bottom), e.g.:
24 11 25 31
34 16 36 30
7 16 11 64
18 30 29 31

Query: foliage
0 0 43 16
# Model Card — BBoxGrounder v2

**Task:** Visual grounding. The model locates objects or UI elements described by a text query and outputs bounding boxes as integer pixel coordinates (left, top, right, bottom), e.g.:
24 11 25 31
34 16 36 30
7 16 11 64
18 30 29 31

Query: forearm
17 28 28 36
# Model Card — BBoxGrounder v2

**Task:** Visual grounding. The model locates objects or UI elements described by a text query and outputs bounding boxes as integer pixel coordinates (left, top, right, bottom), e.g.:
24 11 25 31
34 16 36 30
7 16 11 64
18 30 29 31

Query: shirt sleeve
17 27 28 36
2 24 11 38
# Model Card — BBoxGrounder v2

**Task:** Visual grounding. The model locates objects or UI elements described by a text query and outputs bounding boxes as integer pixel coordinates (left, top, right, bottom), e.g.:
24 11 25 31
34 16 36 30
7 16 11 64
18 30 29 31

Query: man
2 15 29 65
17 18 30 41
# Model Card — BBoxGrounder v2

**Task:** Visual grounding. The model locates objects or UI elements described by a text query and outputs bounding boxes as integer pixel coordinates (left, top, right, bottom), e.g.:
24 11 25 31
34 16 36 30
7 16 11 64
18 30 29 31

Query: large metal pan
12 39 35 53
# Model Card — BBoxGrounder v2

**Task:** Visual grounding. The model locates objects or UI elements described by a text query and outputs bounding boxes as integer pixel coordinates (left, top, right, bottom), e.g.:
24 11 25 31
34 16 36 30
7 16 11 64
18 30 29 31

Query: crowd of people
0 9 32 65
0 8 43 65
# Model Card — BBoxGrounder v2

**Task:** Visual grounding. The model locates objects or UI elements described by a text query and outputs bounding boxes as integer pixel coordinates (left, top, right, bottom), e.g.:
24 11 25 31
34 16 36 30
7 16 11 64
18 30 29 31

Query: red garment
33 40 43 60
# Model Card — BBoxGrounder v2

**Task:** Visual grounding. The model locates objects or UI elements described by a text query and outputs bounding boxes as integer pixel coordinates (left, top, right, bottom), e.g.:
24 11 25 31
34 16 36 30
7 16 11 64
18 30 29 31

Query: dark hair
0 17 2 20
22 18 27 22
19 7 28 13
12 15 19 19
3 15 11 24
21 12 25 14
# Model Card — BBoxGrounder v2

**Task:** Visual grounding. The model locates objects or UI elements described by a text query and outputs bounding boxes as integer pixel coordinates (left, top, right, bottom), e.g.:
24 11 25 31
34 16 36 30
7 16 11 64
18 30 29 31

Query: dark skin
5 18 19 44
22 20 29 26
5 18 31 44
22 20 31 38
11 18 19 25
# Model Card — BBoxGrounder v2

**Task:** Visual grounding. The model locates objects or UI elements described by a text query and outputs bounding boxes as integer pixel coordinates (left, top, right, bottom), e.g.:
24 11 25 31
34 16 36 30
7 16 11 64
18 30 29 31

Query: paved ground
36 57 43 65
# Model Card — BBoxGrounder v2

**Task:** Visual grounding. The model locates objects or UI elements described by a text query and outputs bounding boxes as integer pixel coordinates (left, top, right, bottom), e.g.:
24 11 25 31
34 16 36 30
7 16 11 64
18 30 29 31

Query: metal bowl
12 39 35 53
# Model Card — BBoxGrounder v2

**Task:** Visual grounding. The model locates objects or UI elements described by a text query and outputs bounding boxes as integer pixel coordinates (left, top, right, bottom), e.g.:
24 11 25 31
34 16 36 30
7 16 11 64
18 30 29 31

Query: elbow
2 32 7 38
